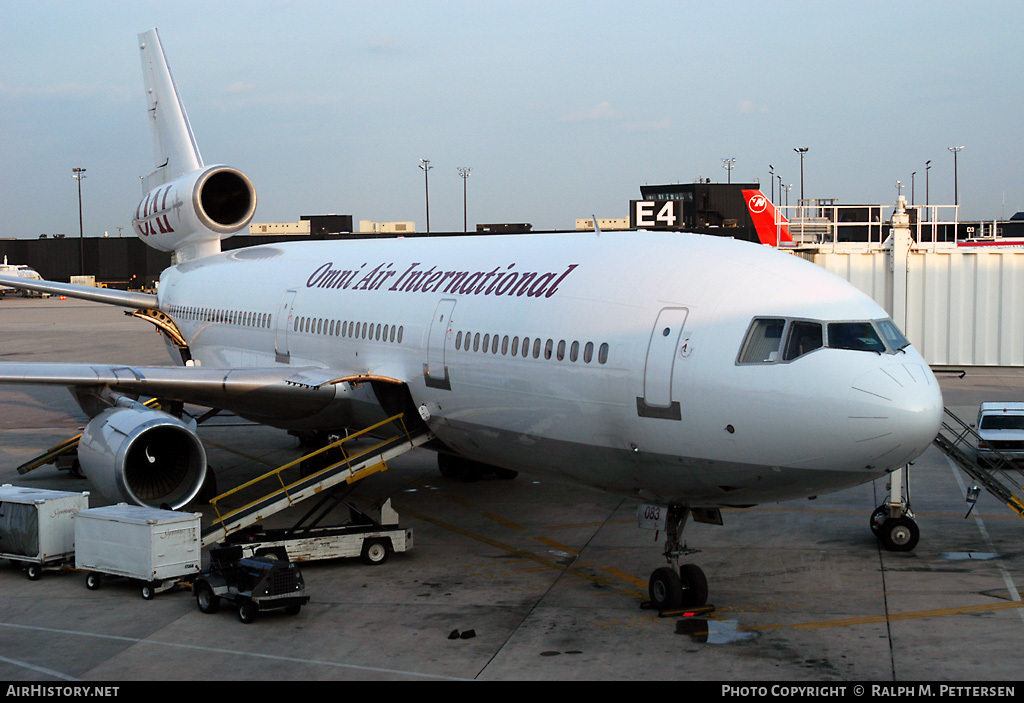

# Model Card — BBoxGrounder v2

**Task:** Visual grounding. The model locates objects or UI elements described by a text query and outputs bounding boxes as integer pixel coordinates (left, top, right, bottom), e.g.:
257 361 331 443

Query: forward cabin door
637 307 688 420
275 289 297 363
424 298 456 390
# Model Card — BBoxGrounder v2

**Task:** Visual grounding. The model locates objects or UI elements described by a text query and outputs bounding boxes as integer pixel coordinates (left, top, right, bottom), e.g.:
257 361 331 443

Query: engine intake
193 167 257 234
133 165 256 256
78 403 207 509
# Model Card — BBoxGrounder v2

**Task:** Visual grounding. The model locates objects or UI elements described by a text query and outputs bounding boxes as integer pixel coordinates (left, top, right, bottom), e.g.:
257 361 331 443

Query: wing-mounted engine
133 165 256 262
77 397 207 509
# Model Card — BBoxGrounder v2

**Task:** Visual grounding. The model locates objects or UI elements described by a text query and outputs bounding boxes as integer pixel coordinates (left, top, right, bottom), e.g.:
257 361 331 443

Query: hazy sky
2 0 1022 239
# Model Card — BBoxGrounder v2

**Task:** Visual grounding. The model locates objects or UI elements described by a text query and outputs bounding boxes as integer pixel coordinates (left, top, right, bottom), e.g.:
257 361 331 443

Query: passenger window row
169 304 271 329
293 315 405 345
455 330 609 364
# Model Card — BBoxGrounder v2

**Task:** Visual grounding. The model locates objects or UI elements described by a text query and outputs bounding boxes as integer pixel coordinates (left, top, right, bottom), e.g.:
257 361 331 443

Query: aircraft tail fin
742 189 793 247
138 28 203 190
132 29 255 263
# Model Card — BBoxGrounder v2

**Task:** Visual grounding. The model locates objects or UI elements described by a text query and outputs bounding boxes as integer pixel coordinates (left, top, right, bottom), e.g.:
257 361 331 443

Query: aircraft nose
847 361 943 469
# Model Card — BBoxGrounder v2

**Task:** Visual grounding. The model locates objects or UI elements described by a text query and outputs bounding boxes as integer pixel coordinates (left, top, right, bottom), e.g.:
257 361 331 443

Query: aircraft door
637 307 688 420
424 298 456 390
275 289 297 363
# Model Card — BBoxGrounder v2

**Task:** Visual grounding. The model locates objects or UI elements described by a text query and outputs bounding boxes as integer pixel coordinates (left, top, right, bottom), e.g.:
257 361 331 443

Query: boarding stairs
200 413 432 547
932 407 1024 518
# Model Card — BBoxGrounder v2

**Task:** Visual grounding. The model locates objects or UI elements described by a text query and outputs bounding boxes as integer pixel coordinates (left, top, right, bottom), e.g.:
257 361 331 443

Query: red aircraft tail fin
742 189 792 246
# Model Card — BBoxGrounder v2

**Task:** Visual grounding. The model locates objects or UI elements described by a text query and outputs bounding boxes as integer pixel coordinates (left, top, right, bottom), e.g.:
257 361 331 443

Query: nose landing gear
871 465 919 552
645 505 709 611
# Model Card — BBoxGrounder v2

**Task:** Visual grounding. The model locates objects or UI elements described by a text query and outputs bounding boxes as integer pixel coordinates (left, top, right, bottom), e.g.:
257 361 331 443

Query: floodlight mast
72 167 87 275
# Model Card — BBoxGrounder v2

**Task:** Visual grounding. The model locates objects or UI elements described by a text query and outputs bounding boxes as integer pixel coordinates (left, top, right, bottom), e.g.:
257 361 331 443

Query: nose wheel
645 505 709 611
649 563 708 611
871 465 919 552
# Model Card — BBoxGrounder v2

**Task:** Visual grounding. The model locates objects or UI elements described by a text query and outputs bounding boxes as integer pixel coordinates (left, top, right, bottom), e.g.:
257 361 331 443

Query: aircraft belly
430 416 884 506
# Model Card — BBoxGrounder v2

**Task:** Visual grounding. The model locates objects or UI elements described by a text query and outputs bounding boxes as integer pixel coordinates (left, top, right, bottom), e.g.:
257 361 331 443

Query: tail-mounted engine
77 398 207 509
133 165 256 261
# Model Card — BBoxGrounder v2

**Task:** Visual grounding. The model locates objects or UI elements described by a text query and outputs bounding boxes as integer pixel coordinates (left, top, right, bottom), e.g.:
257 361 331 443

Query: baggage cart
75 504 201 598
0 485 89 579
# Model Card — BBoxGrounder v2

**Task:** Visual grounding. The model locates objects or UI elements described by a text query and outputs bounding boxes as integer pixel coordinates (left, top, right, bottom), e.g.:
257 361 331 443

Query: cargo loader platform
201 413 432 547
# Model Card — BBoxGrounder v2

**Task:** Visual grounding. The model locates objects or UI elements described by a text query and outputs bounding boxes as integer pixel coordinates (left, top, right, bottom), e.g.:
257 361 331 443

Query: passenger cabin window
738 318 786 364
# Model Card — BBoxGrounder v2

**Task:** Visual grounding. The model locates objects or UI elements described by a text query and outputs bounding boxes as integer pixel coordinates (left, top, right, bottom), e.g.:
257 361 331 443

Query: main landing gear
437 453 518 482
647 505 709 611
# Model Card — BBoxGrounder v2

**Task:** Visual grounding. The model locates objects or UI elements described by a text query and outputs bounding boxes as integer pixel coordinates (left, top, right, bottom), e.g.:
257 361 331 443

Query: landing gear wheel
679 564 709 607
879 516 919 552
649 566 683 611
437 453 457 478
870 504 888 536
197 470 218 505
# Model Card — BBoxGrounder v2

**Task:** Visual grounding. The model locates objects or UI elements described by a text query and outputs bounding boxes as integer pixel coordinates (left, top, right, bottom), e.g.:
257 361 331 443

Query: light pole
722 158 735 184
896 180 903 198
419 159 432 234
769 164 775 203
793 147 808 203
925 160 931 207
911 171 916 205
72 167 86 275
457 167 471 234
948 145 964 206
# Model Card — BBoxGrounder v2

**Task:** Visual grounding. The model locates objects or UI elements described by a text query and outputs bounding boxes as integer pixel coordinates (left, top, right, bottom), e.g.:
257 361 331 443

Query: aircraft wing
0 274 156 309
0 362 381 424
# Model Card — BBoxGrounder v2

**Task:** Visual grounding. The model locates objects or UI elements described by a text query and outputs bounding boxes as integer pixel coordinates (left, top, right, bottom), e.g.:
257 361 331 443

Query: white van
975 402 1024 464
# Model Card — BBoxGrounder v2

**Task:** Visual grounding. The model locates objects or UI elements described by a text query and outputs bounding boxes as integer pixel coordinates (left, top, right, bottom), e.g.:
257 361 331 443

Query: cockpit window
827 322 885 353
738 318 786 364
877 320 911 352
783 321 823 361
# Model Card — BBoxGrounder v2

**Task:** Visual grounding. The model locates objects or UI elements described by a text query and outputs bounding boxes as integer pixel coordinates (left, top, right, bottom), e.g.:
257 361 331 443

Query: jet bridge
933 407 1024 519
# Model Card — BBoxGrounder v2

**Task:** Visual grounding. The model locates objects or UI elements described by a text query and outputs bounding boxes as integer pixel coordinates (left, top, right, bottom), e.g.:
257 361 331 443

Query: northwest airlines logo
747 194 768 214
306 261 579 299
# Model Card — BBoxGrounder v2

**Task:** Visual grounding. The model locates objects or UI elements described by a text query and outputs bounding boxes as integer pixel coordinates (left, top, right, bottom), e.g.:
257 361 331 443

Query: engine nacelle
78 403 208 509
132 165 256 256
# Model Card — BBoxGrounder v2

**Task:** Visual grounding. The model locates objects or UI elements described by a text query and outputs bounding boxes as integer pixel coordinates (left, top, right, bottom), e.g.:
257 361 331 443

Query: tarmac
1 296 1023 683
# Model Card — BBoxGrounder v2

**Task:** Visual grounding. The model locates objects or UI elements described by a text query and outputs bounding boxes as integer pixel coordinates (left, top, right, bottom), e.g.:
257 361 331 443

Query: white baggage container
0 485 89 579
75 504 202 598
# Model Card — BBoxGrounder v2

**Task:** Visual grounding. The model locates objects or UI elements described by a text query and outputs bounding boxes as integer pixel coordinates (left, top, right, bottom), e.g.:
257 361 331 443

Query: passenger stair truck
933 408 1024 519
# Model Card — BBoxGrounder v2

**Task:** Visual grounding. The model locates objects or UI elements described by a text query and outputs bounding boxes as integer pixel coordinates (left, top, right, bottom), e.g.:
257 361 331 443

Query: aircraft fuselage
158 231 943 507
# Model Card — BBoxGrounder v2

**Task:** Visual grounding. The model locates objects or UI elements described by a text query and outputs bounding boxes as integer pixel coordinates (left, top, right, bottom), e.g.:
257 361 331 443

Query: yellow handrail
207 413 412 532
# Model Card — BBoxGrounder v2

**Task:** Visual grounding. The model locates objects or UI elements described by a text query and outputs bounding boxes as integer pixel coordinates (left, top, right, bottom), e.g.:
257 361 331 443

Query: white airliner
0 29 944 611
0 256 45 297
